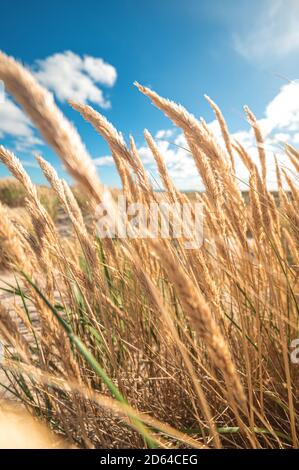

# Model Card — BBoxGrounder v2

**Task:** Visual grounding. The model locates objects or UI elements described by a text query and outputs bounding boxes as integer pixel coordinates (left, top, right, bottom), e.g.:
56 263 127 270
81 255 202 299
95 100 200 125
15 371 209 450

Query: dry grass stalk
244 106 267 185
205 94 235 173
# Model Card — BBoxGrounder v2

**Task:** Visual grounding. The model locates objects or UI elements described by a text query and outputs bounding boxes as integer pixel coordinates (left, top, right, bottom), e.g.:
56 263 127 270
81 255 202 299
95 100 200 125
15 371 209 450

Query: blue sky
0 0 299 189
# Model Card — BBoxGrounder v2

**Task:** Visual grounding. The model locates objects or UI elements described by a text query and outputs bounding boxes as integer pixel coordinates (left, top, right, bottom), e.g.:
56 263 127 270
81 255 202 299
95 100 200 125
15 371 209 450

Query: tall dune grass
0 52 298 448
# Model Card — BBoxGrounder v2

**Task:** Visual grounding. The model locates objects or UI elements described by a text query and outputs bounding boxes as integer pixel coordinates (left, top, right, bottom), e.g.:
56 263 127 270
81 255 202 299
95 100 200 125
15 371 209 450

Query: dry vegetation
0 51 298 449
0 178 61 219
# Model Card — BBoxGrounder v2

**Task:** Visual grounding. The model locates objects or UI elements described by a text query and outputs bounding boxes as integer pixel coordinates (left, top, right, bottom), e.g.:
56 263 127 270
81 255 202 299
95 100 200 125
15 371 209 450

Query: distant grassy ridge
0 177 92 220
0 177 285 208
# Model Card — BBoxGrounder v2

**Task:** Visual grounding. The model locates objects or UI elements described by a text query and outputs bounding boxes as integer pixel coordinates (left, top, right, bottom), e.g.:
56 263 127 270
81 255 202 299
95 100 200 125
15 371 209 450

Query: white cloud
83 56 117 87
14 135 43 153
0 94 43 153
155 129 174 140
20 160 40 169
0 95 33 138
264 81 299 131
271 132 290 143
234 0 299 61
292 133 299 144
34 51 117 108
93 155 115 167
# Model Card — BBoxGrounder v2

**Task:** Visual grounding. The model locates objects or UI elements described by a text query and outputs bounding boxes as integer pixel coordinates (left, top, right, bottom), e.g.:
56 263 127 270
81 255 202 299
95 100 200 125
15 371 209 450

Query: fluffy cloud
93 156 115 167
234 0 299 61
0 95 33 138
34 51 117 108
0 94 43 152
264 81 299 131
155 129 174 140
14 135 43 153
20 160 40 169
83 56 116 87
